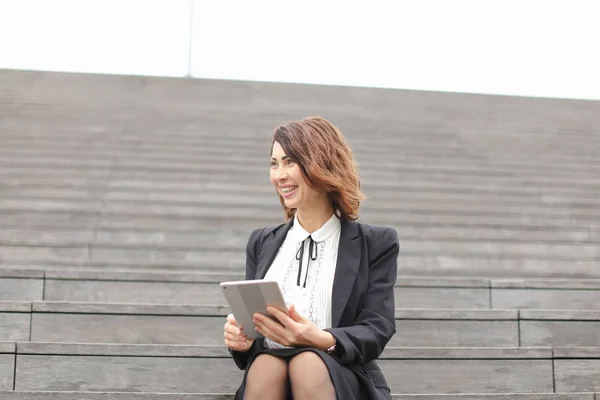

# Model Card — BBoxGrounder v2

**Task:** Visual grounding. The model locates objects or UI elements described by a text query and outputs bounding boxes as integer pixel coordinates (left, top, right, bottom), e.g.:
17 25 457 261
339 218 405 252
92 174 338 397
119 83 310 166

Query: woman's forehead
271 141 287 158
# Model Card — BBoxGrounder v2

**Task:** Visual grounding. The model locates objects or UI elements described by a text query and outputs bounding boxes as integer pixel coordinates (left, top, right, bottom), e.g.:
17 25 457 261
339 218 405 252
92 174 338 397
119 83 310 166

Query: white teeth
281 186 297 194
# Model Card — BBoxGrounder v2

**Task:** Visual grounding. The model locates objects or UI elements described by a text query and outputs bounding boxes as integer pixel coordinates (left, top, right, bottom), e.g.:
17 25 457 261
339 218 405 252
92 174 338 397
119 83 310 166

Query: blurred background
1 1 600 398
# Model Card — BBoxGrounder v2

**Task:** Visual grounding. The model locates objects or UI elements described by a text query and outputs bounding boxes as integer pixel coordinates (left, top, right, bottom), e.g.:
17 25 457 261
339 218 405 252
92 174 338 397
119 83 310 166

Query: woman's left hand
253 304 334 349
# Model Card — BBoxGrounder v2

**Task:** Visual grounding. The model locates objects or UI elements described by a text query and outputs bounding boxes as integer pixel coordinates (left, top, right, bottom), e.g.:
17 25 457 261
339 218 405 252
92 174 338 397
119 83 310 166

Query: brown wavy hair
272 116 365 221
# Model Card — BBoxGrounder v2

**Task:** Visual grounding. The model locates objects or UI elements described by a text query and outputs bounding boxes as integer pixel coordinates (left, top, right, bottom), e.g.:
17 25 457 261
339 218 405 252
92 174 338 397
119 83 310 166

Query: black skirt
234 347 390 400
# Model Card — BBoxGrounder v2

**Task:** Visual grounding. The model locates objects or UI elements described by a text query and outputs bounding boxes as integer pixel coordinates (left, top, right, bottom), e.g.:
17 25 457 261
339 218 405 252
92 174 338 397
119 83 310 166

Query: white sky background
0 0 599 99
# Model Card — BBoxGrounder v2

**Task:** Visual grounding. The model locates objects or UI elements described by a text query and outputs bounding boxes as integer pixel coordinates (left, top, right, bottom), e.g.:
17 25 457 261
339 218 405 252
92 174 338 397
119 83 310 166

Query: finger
227 314 238 326
253 312 283 331
224 331 247 343
229 336 253 350
224 327 251 343
254 315 289 344
256 323 288 346
225 338 251 351
225 323 248 341
288 304 306 322
225 322 242 335
267 306 295 327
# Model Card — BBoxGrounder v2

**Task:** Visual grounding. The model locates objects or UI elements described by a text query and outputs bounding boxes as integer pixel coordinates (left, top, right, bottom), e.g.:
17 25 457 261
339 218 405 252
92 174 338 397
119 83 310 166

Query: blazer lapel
331 219 361 328
256 220 293 279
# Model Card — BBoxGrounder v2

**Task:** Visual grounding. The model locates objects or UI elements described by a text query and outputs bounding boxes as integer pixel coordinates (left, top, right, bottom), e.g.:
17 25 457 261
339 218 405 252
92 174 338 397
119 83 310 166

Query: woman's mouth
280 186 298 198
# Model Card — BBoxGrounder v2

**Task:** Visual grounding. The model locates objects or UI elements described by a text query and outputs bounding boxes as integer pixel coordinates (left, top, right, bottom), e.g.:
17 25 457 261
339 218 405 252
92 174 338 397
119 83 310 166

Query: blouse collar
291 213 341 243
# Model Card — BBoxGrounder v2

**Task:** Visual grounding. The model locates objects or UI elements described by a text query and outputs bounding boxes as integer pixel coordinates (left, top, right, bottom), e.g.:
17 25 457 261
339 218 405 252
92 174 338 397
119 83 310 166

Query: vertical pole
186 0 194 78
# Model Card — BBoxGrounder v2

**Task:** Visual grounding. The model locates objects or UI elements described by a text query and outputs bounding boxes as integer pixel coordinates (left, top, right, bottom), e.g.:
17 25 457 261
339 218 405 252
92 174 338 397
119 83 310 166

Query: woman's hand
224 314 254 352
253 305 336 350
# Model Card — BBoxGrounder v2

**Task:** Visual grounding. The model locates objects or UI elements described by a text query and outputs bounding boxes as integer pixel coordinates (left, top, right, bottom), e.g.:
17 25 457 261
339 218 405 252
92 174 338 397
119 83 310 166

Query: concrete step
5 113 598 138
3 180 600 209
2 202 595 235
4 133 599 171
0 137 483 161
0 227 597 259
0 392 597 400
3 140 600 182
398 257 600 279
2 78 598 124
3 143 600 175
2 147 600 182
0 393 235 400
0 301 519 347
0 244 246 269
3 210 597 244
2 244 598 277
4 166 600 201
2 226 597 260
5 120 600 145
2 205 597 236
1 269 489 308
4 301 600 347
3 82 593 125
0 133 503 153
1 136 599 187
7 268 600 310
1 225 598 251
2 247 599 278
4 342 600 394
2 157 600 193
3 125 600 157
0 66 596 108
1 394 233 400
0 211 100 229
6 115 595 150
3 188 599 221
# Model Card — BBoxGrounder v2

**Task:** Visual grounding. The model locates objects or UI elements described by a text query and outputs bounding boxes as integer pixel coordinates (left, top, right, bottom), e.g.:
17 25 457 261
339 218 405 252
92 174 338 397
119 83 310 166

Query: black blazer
231 218 399 395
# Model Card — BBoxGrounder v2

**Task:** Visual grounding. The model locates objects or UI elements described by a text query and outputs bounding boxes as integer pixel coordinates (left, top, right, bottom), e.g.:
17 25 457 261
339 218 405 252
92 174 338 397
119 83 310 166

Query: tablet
220 279 288 339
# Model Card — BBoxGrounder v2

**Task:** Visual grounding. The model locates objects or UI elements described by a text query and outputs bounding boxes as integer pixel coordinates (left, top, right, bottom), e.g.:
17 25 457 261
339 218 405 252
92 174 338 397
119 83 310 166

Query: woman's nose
276 170 288 181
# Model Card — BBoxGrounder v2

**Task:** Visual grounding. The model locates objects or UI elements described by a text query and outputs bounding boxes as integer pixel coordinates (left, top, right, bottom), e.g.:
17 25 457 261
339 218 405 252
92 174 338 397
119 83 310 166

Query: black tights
244 352 336 400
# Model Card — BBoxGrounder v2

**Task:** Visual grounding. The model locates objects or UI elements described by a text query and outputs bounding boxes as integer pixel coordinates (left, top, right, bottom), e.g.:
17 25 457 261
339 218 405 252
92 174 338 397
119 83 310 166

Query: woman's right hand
224 313 254 352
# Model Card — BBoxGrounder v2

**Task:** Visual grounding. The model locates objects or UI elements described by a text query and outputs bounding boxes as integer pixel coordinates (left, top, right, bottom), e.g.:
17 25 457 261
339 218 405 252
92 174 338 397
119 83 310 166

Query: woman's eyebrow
270 155 290 161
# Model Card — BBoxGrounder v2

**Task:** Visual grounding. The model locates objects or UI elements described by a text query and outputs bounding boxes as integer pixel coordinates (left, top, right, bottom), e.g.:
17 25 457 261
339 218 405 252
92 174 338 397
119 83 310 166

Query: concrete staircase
1 68 600 398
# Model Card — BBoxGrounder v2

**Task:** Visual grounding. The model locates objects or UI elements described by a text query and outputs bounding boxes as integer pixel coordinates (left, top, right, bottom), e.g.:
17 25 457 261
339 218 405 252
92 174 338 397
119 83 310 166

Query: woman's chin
283 200 297 209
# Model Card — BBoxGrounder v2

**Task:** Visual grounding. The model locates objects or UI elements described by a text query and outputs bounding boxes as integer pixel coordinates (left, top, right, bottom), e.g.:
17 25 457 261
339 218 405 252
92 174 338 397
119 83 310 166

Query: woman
224 116 398 399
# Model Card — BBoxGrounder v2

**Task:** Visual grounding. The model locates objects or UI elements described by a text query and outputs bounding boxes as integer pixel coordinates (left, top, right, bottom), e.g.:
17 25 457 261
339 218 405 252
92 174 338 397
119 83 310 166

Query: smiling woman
270 117 364 223
223 116 399 400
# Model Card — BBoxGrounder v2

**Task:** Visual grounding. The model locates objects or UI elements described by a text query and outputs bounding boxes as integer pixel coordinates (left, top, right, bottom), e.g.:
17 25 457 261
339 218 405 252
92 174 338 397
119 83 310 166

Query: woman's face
270 141 321 211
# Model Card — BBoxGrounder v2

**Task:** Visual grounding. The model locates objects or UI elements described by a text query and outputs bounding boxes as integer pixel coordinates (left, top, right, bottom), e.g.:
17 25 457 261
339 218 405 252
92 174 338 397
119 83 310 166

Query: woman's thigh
288 352 335 398
289 350 366 400
243 354 289 400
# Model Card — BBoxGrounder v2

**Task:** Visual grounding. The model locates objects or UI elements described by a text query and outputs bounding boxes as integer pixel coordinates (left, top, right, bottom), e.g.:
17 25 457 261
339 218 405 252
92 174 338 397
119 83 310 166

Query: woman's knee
288 352 333 391
246 354 288 387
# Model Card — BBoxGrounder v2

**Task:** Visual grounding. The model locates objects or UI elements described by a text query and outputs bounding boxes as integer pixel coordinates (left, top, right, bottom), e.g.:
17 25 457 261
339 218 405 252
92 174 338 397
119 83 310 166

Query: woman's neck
296 204 334 234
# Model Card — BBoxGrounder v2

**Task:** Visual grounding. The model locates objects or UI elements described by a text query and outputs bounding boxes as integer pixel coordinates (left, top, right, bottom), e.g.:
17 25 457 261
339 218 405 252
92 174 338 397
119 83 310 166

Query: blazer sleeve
326 227 398 365
229 228 265 370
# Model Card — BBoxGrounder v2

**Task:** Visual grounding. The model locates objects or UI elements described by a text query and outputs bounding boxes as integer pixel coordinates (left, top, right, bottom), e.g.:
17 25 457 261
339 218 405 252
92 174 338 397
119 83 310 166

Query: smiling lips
280 185 298 197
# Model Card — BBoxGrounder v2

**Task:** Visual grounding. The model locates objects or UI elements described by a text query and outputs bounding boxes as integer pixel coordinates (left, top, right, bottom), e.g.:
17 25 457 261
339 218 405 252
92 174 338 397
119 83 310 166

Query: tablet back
221 280 287 339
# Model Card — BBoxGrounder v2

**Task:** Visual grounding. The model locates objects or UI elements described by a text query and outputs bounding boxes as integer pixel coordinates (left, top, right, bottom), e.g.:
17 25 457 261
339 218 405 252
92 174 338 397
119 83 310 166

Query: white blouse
264 213 341 349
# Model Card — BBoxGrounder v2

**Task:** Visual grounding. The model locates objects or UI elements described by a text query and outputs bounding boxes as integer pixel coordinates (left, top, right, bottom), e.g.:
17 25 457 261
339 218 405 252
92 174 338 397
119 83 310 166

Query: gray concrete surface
2 68 600 396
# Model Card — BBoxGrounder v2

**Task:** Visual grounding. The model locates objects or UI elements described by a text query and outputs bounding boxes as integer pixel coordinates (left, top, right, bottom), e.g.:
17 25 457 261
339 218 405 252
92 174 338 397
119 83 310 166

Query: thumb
289 304 306 322
227 314 237 325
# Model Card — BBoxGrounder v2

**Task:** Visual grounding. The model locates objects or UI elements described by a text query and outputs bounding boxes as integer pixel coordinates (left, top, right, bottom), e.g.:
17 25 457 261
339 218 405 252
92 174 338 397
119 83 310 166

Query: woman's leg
288 352 336 400
244 354 288 400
